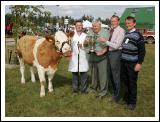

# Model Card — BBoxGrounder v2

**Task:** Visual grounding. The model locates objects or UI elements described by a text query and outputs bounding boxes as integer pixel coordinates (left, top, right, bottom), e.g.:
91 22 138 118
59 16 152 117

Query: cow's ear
45 33 50 41
66 31 74 38
45 34 55 43
50 35 55 45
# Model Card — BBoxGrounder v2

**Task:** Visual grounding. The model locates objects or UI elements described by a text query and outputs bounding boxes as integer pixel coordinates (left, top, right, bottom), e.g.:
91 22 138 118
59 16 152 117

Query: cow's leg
30 66 36 83
47 68 57 93
17 56 25 84
48 74 54 92
37 67 46 97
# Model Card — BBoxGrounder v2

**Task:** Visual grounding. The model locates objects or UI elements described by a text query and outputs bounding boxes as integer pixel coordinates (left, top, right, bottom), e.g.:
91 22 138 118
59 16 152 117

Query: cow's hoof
31 78 36 83
32 80 36 83
21 81 25 84
21 78 25 84
40 92 45 97
49 88 53 92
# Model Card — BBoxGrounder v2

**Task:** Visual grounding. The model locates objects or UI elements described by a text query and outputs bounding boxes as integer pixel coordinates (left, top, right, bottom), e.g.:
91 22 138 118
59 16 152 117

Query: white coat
68 30 89 72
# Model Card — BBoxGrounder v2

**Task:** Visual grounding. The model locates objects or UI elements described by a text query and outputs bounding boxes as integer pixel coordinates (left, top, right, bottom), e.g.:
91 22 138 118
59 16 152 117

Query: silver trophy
87 35 98 53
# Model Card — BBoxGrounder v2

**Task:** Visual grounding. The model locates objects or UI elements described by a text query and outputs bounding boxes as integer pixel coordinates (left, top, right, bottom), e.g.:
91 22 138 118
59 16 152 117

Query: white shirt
129 28 136 33
106 26 125 51
68 30 89 72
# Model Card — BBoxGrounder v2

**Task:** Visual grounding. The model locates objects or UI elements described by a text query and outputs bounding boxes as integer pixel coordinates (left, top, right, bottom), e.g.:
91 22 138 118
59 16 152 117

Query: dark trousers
121 60 138 105
72 72 88 92
108 50 121 101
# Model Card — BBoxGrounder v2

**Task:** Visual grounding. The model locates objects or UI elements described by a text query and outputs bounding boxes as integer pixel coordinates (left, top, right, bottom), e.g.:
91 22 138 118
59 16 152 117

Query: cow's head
54 31 74 56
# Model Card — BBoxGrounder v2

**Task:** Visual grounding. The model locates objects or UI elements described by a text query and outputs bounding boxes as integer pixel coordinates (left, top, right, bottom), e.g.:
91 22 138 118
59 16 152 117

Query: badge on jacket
125 38 129 44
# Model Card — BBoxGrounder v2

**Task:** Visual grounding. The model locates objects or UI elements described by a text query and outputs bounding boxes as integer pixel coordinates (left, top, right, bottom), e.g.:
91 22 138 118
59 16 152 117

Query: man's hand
83 40 89 47
134 63 142 72
96 48 108 56
98 37 107 43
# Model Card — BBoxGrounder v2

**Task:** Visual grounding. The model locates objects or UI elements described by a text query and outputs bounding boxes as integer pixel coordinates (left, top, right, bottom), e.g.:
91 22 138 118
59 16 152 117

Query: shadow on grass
30 74 71 89
51 73 72 88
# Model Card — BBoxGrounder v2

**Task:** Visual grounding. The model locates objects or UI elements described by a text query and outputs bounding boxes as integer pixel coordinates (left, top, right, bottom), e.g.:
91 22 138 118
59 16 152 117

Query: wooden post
8 49 12 64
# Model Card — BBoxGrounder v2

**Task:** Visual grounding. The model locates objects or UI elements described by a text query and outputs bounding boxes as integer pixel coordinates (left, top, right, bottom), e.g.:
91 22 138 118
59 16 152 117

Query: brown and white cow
16 31 74 97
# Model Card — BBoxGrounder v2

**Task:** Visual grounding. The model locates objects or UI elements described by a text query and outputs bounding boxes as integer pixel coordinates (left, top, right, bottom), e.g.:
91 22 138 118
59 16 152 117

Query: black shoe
73 89 79 93
81 91 88 94
126 104 136 110
110 96 120 103
89 88 97 93
118 100 128 105
96 95 105 100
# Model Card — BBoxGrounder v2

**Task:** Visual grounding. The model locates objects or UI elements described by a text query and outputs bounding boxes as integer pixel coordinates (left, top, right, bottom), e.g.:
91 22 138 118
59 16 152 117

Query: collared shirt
87 28 110 52
106 26 125 51
129 28 136 33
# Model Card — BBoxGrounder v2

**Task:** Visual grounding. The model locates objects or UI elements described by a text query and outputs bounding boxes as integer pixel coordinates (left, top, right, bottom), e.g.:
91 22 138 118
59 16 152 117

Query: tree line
5 5 111 42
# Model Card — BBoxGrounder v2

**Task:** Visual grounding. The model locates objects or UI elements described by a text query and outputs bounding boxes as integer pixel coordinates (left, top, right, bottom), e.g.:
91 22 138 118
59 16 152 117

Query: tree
88 15 94 22
5 13 12 25
97 17 102 21
69 17 75 25
44 11 52 24
105 18 111 26
51 16 57 25
82 14 87 21
9 5 50 43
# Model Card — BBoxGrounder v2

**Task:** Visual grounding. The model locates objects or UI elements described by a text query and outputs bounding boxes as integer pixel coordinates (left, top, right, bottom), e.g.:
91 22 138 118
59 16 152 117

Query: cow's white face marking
55 31 71 53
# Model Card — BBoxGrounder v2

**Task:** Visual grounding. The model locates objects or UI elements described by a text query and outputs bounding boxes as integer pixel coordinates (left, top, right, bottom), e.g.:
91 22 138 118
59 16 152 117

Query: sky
5 5 154 19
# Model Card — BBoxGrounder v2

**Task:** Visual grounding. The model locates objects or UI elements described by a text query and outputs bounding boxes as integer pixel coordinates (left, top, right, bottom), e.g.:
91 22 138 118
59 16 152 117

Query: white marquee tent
83 20 109 29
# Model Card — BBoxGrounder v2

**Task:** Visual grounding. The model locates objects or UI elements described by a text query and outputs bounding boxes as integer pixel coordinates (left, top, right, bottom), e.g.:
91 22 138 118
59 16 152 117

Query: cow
16 31 74 97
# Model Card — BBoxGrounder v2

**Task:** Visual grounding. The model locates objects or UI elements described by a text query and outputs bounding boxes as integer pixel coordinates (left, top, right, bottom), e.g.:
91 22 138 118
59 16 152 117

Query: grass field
5 45 155 117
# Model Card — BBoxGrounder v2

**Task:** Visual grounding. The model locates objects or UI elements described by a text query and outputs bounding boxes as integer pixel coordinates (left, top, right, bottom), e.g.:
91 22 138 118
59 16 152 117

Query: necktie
108 28 114 41
107 28 114 51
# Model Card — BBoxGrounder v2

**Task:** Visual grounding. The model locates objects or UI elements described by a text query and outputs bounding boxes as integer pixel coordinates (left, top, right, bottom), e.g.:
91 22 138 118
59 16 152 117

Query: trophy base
89 49 95 52
89 50 96 53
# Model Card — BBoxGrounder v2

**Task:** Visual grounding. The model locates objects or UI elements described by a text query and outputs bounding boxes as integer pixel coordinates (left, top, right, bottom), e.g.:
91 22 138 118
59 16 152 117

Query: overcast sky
5 5 154 19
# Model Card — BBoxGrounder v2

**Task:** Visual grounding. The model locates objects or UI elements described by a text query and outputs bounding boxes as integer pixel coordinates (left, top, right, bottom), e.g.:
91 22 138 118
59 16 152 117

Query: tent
101 24 109 28
83 20 92 28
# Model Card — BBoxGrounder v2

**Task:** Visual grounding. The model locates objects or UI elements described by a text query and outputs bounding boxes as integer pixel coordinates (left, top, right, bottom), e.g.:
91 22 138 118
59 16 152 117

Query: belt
109 49 122 52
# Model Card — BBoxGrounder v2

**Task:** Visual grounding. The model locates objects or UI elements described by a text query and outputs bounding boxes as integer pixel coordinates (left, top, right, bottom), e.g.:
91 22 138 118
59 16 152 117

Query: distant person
6 24 11 35
121 16 146 110
44 27 48 34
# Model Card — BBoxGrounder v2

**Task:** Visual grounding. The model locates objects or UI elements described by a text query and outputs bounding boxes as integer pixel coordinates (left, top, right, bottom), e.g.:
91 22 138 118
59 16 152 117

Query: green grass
5 45 155 117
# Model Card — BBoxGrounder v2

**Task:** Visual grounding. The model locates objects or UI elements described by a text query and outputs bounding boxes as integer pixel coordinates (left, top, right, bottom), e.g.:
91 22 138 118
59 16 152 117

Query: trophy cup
88 34 98 53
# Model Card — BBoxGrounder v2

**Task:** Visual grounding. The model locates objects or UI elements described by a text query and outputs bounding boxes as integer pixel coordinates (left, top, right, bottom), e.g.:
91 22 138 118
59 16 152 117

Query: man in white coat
68 20 89 93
